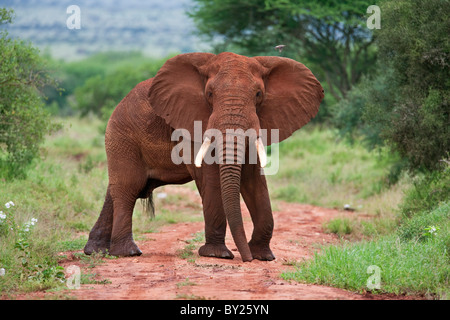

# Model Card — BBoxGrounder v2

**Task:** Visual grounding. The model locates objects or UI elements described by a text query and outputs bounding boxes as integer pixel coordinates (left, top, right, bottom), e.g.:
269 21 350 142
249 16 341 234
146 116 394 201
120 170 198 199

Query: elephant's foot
198 243 234 259
84 239 110 255
109 238 142 257
249 241 275 261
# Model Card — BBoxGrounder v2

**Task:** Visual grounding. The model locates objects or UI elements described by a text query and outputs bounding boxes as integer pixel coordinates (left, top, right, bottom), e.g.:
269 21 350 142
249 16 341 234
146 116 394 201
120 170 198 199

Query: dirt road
53 187 417 301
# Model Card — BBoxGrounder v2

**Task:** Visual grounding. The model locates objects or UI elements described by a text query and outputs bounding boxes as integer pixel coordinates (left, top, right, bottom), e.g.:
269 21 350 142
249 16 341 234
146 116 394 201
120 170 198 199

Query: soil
26 187 423 300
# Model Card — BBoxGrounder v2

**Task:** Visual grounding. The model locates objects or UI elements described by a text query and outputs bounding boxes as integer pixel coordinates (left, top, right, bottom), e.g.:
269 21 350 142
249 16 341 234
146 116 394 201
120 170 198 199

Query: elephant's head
148 52 324 261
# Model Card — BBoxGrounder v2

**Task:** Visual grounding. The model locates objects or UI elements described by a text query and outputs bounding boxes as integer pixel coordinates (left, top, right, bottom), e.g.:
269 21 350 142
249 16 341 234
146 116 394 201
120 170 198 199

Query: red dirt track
50 186 420 301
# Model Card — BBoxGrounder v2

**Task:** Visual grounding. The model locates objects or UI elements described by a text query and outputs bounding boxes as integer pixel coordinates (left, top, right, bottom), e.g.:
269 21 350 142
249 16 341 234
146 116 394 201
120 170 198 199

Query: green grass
268 126 407 238
176 232 205 262
282 202 450 299
268 126 404 215
0 117 106 294
176 277 197 288
323 218 354 237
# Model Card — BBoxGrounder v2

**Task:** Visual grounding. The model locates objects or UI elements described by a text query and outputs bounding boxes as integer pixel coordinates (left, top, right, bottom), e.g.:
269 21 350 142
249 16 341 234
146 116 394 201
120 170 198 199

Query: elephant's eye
207 91 213 98
256 91 262 98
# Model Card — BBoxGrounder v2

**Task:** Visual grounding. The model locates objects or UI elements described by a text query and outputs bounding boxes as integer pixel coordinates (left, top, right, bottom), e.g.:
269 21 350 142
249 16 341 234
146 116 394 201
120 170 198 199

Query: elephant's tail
141 193 155 219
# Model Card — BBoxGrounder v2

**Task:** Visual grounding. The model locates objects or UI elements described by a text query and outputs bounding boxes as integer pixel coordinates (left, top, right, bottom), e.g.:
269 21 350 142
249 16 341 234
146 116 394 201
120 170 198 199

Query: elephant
84 52 324 262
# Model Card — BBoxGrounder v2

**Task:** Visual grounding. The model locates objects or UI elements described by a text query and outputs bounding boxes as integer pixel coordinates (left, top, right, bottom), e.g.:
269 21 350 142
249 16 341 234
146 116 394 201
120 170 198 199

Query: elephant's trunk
195 124 268 261
217 131 253 262
219 163 253 262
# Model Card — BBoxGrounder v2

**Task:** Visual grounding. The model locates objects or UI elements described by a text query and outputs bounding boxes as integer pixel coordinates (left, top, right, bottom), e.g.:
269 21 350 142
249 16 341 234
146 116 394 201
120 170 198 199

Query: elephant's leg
108 190 142 257
84 186 114 255
107 165 147 257
241 164 275 261
192 164 234 259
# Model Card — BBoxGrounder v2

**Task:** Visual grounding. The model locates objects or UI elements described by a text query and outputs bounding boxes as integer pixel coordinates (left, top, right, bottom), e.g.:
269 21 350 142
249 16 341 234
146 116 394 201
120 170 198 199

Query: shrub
398 202 449 242
73 56 168 123
0 8 60 178
0 200 65 293
399 165 450 218
334 0 450 174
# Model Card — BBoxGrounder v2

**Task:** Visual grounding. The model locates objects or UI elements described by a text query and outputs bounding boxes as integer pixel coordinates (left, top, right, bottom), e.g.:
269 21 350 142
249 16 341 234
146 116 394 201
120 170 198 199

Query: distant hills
1 0 210 60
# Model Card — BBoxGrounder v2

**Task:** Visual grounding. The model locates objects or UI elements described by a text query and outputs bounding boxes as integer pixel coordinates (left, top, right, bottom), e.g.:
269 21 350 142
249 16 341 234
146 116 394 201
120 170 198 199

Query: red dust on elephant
84 52 324 262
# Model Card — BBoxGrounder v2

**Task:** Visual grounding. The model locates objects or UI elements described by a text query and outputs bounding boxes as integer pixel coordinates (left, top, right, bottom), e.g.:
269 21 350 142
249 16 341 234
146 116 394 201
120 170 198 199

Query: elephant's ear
149 53 215 142
254 56 324 145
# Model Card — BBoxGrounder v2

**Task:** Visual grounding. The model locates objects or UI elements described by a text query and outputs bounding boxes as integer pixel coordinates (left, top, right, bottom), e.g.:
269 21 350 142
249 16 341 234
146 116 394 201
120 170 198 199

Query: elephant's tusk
195 137 211 167
255 137 267 168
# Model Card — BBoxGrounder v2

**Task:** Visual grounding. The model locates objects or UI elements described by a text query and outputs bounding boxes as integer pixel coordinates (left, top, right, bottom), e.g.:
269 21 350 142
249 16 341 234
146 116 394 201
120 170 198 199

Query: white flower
22 219 38 231
5 201 14 208
0 268 5 276
0 212 6 220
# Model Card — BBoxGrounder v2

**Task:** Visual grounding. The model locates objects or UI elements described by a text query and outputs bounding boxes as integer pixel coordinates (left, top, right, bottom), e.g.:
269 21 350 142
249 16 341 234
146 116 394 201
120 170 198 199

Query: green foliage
189 0 377 121
333 68 397 150
44 51 159 116
0 117 108 294
334 0 450 173
398 202 449 243
384 88 449 173
0 8 60 178
399 165 450 218
73 58 164 120
0 201 65 292
377 1 449 95
42 52 168 129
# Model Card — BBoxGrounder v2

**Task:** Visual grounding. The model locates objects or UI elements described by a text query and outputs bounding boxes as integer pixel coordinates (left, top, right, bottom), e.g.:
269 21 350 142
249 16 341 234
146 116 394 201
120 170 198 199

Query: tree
188 0 377 113
72 54 167 130
0 8 59 178
334 0 449 173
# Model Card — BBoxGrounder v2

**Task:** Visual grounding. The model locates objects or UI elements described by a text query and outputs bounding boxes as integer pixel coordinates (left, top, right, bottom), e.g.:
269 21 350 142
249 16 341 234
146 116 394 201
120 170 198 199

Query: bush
43 51 150 115
333 0 450 174
73 55 168 122
400 164 450 217
333 68 398 151
398 201 449 242
0 200 65 292
0 8 60 178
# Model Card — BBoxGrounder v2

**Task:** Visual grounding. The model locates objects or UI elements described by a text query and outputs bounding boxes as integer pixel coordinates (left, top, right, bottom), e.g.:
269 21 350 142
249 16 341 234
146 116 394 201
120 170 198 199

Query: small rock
344 204 355 211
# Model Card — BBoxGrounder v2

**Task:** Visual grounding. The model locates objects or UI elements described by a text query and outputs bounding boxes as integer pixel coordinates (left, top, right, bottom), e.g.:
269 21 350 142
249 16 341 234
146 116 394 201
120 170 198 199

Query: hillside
1 0 209 60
